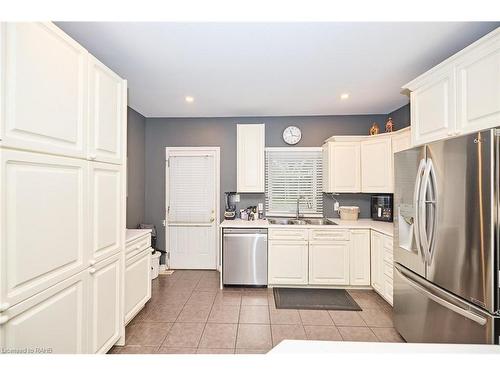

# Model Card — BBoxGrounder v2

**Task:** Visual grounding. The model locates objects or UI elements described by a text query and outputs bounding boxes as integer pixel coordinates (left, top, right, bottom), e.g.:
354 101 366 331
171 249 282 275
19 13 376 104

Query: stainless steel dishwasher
222 228 268 286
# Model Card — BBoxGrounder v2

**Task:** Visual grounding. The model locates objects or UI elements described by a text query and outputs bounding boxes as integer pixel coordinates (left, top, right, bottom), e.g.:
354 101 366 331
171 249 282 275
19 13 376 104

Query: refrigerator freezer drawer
394 264 498 344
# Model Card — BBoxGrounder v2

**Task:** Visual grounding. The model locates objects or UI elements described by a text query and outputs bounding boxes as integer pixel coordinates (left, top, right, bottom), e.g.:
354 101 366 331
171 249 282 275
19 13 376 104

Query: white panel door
268 241 308 285
309 242 350 285
89 162 122 264
456 37 500 134
237 124 265 192
331 142 361 192
88 253 121 354
349 230 371 286
361 136 392 193
0 22 88 158
411 67 456 146
0 149 88 308
370 231 383 293
166 148 219 269
88 55 126 165
124 248 151 324
0 270 88 354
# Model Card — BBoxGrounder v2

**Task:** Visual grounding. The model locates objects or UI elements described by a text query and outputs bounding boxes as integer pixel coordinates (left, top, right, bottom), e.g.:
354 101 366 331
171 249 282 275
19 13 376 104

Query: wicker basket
339 206 360 221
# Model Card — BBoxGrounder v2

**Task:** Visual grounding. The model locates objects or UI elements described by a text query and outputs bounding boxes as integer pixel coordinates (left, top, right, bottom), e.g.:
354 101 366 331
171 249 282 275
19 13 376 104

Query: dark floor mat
273 288 361 311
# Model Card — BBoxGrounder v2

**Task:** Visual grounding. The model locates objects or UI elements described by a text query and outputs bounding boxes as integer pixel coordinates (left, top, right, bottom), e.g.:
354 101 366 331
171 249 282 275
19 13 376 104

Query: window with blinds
265 147 323 217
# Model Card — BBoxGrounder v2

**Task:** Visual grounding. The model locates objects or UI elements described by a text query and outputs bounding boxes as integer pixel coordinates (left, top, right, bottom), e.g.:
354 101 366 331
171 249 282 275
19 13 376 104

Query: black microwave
371 194 393 222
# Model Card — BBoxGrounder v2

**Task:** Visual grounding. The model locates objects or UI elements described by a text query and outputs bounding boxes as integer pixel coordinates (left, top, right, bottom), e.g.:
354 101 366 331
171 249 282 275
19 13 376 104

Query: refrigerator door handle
418 159 433 262
395 265 488 326
413 159 427 262
426 160 438 263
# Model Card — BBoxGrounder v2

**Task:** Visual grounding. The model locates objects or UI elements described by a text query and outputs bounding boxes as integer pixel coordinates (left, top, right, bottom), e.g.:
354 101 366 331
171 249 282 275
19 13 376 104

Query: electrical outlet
162 220 166 227
233 194 240 202
334 202 340 212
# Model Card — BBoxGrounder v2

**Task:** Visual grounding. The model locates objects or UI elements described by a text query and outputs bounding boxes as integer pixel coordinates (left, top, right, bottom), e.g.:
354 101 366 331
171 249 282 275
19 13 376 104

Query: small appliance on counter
338 206 360 221
371 194 393 222
224 192 237 220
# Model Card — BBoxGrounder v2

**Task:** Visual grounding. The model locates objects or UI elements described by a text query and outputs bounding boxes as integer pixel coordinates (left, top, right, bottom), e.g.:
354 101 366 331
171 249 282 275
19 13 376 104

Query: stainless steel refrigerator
393 128 500 344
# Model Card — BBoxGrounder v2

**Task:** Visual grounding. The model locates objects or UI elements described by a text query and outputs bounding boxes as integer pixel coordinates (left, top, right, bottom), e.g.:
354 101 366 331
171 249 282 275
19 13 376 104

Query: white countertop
269 340 500 354
220 218 393 236
126 228 152 243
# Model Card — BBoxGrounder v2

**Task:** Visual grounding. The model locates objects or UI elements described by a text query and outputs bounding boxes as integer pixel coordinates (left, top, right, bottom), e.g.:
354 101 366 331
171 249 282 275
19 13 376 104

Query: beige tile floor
109 270 404 354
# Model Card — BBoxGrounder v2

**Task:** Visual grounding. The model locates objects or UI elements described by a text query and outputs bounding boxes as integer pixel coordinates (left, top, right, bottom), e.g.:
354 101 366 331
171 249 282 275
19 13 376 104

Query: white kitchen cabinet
125 248 151 324
391 127 411 154
361 136 393 193
309 241 350 285
409 66 455 146
370 231 383 293
0 22 88 158
456 36 500 134
322 141 361 193
404 28 500 146
88 253 121 354
0 149 88 308
88 55 127 165
268 240 308 285
89 162 123 264
371 230 393 306
0 270 88 354
237 124 265 192
349 230 371 286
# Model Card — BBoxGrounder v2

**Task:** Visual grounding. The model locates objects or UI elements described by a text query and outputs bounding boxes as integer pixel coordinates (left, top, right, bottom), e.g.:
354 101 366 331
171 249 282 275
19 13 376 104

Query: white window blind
265 147 323 217
168 155 214 223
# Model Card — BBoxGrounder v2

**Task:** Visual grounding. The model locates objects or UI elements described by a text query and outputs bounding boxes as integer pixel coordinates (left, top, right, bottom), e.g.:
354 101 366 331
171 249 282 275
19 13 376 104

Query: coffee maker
224 192 237 220
371 194 393 222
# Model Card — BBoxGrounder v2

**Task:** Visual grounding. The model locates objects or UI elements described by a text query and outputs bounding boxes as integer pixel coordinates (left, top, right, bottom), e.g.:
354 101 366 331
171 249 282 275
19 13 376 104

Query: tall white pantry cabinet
0 23 127 353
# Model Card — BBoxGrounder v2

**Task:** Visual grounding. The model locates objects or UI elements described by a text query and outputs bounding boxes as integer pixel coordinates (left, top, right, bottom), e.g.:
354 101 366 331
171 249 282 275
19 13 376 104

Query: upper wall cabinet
88 55 127 165
360 136 392 193
404 28 500 146
322 141 361 193
0 23 88 158
391 127 411 154
237 124 265 192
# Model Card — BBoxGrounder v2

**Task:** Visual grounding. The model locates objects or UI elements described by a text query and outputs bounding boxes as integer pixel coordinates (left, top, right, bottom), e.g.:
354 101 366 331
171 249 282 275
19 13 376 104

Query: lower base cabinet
268 241 308 285
371 230 394 305
309 242 350 285
88 253 121 354
125 248 152 324
0 270 88 354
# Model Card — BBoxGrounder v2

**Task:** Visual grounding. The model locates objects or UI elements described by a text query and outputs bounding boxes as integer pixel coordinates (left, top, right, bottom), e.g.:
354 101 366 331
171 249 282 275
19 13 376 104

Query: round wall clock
283 126 302 145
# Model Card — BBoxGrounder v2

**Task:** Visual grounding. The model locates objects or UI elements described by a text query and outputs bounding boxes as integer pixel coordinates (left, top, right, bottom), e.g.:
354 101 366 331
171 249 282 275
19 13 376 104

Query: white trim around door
165 147 220 270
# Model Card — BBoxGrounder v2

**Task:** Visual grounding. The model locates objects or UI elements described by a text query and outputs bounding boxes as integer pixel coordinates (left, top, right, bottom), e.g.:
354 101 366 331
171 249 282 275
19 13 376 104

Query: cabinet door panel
370 231 382 292
349 230 371 286
411 68 455 146
90 162 122 263
0 150 88 307
456 38 500 134
0 270 88 353
331 142 361 192
88 56 126 164
125 249 151 324
361 137 392 193
268 241 308 285
88 253 121 354
0 23 87 157
237 124 265 192
391 128 411 154
309 242 350 285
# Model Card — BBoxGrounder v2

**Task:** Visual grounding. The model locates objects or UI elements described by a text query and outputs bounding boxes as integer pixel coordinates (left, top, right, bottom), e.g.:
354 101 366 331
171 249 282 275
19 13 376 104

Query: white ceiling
57 22 499 118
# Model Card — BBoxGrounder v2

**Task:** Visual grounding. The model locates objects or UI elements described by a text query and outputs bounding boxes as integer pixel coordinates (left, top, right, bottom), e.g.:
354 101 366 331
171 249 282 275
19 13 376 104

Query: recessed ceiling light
340 93 349 100
185 96 194 103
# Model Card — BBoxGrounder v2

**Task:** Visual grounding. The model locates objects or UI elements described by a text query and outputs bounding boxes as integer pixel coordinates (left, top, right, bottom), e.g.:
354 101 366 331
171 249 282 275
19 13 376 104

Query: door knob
0 315 9 325
89 259 96 266
88 154 97 160
89 267 96 274
0 302 10 312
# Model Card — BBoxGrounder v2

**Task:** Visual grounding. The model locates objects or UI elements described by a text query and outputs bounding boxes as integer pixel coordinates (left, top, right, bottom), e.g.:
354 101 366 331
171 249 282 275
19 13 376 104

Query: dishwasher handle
223 228 268 235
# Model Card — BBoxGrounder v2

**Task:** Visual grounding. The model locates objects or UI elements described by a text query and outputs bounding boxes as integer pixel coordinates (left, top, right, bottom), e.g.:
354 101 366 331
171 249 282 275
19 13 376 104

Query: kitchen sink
267 218 337 225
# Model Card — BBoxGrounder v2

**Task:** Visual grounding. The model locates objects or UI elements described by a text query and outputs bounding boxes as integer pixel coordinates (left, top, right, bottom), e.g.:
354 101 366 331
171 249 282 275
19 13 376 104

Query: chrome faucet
296 195 311 219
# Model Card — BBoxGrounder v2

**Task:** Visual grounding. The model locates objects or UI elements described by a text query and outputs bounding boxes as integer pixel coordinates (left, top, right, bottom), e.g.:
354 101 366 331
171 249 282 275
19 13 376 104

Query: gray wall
388 103 410 130
144 114 389 251
126 107 146 228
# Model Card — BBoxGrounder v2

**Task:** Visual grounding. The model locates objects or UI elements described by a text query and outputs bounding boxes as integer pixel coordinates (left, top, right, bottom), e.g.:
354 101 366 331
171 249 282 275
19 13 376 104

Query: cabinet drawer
383 236 393 263
309 229 350 241
383 261 393 280
268 228 308 241
125 235 151 259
